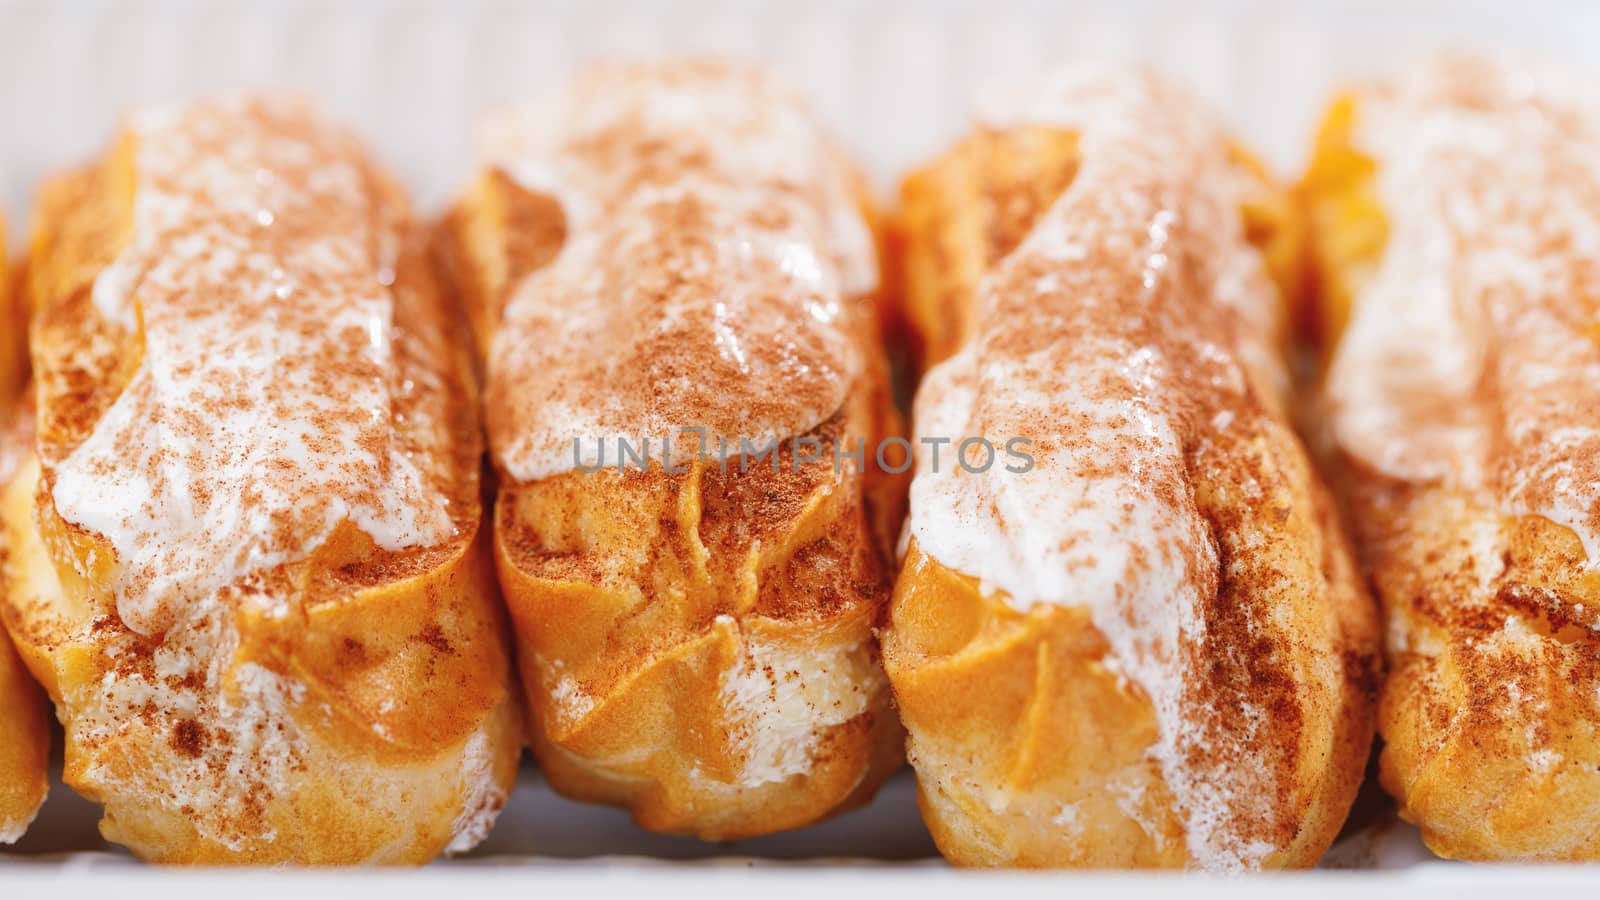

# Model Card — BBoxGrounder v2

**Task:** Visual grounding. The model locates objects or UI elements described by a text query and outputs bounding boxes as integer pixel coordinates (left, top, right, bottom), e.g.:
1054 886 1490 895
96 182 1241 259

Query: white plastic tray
2 0 1598 884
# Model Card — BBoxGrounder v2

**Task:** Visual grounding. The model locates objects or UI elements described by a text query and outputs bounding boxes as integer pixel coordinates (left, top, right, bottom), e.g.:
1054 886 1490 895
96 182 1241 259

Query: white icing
907 63 1292 871
1327 56 1600 569
49 96 455 637
478 61 877 482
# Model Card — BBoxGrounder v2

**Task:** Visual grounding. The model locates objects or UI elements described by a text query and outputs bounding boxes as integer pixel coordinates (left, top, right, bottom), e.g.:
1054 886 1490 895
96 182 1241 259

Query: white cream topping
906 63 1293 871
478 61 877 482
49 96 454 637
1327 56 1600 569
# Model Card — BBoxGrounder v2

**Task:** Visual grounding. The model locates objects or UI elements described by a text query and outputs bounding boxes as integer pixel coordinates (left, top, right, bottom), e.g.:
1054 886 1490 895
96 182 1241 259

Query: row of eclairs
1 54 1597 868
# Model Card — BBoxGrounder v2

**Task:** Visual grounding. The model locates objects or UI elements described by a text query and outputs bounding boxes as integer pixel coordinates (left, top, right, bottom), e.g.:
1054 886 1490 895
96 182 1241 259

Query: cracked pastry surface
1302 55 1600 862
885 62 1378 871
0 219 50 845
437 60 905 841
0 96 521 864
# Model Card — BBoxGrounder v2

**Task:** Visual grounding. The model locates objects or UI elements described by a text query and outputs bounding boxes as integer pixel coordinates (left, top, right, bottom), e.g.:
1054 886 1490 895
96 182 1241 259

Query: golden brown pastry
0 622 47 846
437 60 904 840
1 214 28 410
0 216 50 845
894 127 1084 372
883 63 1379 870
1301 55 1600 862
0 96 522 864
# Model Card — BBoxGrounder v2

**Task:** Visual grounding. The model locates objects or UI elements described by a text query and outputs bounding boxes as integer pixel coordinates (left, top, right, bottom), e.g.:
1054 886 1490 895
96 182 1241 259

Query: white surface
6 865 1600 900
2 865 1597 900
3 762 1445 867
1 0 1598 880
4 762 942 863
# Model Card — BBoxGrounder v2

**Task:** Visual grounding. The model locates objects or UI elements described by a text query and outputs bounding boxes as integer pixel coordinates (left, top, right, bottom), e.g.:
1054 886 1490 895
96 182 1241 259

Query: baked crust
893 127 1082 371
0 612 48 845
884 65 1378 870
436 61 905 840
0 215 27 414
0 222 50 844
1301 57 1600 861
891 128 1303 375
0 100 522 864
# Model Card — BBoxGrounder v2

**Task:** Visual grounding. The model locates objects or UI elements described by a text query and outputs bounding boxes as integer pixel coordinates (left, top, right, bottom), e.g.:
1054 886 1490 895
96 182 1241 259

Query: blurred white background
2 0 1599 227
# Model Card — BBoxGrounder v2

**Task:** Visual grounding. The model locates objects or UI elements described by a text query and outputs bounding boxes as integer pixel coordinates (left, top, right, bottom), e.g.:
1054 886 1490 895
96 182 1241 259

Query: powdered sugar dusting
49 96 456 637
75 604 306 852
1328 55 1600 572
480 60 876 481
908 63 1295 870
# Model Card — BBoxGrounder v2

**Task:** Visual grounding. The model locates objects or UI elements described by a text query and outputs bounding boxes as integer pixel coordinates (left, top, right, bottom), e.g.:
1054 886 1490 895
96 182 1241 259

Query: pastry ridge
0 97 522 864
437 60 905 841
0 219 50 844
886 62 1378 871
1302 54 1600 861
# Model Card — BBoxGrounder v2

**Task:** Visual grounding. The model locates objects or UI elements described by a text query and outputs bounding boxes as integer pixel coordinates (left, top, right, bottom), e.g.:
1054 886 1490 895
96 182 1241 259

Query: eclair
0 96 522 864
883 63 1379 870
437 60 905 840
0 222 50 844
1301 55 1600 861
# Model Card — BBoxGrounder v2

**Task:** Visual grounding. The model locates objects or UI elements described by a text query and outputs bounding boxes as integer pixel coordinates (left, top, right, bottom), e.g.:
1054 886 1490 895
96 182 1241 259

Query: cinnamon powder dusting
478 60 877 481
24 95 495 855
47 96 456 637
908 65 1299 869
1327 56 1600 574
